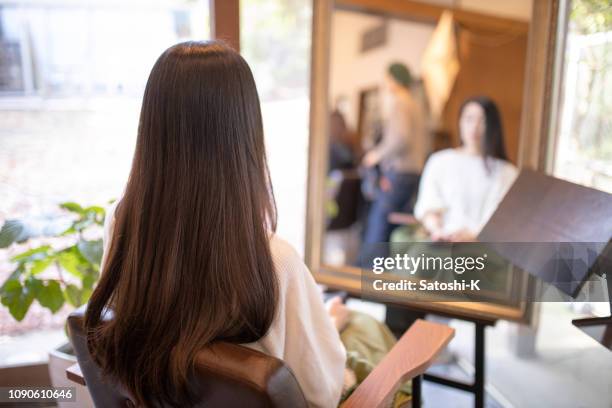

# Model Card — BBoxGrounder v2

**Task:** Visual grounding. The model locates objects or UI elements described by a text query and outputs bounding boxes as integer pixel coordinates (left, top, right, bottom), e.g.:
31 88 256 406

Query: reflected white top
101 201 346 408
414 148 518 236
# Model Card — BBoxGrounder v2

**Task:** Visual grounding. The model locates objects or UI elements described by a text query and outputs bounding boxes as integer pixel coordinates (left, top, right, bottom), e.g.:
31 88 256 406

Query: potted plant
0 201 110 407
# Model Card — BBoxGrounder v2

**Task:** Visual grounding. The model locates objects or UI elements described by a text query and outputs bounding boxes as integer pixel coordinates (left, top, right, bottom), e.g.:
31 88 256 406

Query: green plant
0 202 108 321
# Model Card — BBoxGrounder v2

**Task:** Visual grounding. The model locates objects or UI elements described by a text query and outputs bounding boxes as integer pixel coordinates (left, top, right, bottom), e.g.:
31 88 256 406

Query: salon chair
66 305 453 407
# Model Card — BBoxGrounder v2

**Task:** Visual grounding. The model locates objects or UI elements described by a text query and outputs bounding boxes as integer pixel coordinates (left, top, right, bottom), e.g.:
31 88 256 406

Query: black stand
420 321 487 408
571 272 612 351
385 305 494 408
412 374 421 407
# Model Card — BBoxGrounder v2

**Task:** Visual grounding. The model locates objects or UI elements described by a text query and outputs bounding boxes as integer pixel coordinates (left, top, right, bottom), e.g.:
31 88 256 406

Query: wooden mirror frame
305 0 566 322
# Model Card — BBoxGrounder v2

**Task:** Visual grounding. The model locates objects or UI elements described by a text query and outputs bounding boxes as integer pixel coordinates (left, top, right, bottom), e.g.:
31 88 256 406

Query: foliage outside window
0 203 106 322
553 0 612 192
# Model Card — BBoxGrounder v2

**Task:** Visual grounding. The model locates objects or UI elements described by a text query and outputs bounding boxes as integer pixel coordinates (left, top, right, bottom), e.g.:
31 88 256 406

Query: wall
330 10 435 131
458 0 532 21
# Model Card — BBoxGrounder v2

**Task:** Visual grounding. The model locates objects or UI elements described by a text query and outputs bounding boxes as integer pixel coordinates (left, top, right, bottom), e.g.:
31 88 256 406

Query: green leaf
60 202 84 214
0 280 34 321
82 272 98 290
29 279 64 313
80 287 93 304
0 265 24 292
73 218 94 231
11 245 52 263
0 220 25 248
64 284 82 307
77 239 103 267
57 247 87 278
83 206 105 216
86 206 106 226
30 256 55 275
60 226 77 236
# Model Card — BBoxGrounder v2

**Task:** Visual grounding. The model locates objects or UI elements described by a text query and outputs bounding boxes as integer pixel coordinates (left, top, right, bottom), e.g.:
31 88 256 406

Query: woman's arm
254 237 347 408
414 154 447 239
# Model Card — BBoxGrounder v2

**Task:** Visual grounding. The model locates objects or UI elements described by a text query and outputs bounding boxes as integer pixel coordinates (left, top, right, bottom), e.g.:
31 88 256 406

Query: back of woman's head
85 41 278 407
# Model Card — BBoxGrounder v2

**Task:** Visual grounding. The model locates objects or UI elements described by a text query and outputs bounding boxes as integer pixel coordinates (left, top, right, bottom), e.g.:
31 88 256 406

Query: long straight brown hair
85 41 278 407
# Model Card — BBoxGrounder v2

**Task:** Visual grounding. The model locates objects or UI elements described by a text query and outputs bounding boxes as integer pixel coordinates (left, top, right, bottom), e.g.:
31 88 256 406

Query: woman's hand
422 212 445 241
379 175 392 192
362 150 378 168
446 228 477 242
343 368 357 392
325 296 350 332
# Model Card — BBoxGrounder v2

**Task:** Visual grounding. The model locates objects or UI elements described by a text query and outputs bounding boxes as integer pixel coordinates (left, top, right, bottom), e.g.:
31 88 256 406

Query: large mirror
306 0 562 322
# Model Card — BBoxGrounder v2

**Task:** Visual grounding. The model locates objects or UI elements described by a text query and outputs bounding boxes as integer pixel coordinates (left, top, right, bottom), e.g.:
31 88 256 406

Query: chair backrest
67 306 308 407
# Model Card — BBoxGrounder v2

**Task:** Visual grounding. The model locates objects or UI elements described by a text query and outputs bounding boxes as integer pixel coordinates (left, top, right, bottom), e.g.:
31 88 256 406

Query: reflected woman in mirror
407 96 518 242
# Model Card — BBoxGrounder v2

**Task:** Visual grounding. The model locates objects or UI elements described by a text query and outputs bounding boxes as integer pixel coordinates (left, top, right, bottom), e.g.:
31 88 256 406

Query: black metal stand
385 305 493 408
571 272 612 350
412 375 421 407
423 322 487 408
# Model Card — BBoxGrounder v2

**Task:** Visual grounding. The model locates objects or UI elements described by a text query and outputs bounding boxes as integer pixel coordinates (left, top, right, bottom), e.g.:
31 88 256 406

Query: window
0 0 209 342
241 0 313 253
551 0 612 193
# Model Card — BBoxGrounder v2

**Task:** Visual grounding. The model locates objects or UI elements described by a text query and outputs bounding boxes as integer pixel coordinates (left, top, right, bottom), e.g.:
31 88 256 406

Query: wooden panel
336 0 529 32
478 168 612 297
0 362 51 387
442 24 528 163
305 0 333 268
518 0 563 170
66 363 86 386
210 0 240 51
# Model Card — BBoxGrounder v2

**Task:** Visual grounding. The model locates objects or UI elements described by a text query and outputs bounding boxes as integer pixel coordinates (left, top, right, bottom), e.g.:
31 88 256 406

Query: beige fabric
368 91 428 174
339 311 412 407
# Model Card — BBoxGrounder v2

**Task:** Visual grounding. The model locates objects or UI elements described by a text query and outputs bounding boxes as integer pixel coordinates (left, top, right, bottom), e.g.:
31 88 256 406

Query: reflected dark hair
388 62 412 88
85 41 278 407
459 96 509 170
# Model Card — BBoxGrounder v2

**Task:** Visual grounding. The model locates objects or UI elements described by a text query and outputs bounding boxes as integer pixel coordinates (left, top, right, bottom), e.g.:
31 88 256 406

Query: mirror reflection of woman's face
459 102 486 152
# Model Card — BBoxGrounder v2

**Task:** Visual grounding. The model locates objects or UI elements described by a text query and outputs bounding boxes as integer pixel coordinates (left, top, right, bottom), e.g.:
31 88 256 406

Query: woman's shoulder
106 199 120 219
103 199 120 233
493 158 519 178
424 148 460 171
269 234 308 279
268 234 320 297
487 159 519 191
269 234 299 259
429 148 463 162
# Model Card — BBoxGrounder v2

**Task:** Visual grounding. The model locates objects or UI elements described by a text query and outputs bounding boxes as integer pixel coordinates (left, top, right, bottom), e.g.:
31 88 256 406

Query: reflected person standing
361 63 428 248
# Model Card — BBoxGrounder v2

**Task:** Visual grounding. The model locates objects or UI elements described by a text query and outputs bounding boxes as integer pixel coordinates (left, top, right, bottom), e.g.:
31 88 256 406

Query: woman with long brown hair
85 41 346 407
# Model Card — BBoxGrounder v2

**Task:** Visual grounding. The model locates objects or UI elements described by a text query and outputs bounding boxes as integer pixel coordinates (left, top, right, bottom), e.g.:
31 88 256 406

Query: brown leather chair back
67 306 307 407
